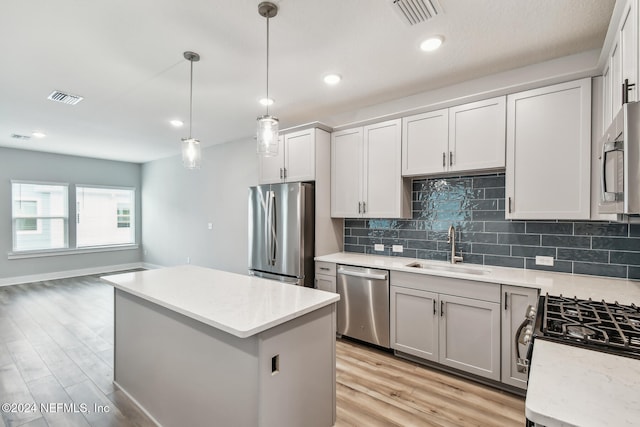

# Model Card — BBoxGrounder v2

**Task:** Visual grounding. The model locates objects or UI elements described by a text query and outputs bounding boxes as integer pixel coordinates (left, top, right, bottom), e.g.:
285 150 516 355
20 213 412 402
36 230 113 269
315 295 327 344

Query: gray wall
141 138 257 274
0 147 142 280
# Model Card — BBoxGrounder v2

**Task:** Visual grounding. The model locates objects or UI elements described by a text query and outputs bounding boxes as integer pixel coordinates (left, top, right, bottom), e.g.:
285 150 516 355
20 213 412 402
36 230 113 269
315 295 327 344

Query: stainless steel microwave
598 101 640 215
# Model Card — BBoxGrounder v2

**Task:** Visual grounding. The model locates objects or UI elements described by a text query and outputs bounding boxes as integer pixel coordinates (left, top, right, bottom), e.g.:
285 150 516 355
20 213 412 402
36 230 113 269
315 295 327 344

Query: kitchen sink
405 261 491 275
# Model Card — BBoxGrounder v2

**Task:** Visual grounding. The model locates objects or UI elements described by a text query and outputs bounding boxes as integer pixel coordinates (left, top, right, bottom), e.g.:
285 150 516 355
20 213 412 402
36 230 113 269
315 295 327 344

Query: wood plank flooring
0 273 525 427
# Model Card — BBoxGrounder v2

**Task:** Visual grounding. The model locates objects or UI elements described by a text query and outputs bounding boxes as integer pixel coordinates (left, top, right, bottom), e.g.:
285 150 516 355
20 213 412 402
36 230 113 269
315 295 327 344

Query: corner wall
141 138 257 275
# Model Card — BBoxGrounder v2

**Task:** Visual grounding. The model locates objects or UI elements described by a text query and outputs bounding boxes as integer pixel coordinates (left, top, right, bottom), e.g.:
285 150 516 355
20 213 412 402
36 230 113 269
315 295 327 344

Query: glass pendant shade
181 137 201 169
256 115 279 156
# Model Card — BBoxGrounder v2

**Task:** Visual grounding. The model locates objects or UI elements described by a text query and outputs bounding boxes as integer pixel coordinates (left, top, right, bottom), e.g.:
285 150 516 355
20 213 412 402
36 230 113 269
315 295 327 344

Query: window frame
8 181 138 259
75 184 136 249
11 180 70 253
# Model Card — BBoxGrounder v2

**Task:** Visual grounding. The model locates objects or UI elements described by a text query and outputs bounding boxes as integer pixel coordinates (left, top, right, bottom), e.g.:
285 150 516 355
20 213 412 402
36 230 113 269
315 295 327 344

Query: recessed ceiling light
170 119 184 127
420 36 444 52
32 131 46 138
323 74 342 85
259 98 274 106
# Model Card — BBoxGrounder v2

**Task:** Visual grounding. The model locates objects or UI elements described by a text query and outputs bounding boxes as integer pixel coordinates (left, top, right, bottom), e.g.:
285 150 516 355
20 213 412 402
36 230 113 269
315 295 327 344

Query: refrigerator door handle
269 190 277 266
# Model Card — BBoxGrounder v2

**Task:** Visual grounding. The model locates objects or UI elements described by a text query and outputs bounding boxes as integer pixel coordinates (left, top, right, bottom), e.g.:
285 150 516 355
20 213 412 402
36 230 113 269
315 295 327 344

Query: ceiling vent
47 90 84 105
391 0 443 26
11 134 31 140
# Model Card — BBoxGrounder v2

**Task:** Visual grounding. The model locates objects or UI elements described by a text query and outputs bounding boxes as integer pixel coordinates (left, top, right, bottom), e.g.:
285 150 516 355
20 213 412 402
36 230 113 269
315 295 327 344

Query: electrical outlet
374 244 384 251
392 245 403 253
535 256 554 266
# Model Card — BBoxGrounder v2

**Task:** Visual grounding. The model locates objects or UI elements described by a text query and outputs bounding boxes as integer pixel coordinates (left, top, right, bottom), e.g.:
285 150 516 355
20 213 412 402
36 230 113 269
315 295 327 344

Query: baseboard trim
0 262 146 287
113 381 162 427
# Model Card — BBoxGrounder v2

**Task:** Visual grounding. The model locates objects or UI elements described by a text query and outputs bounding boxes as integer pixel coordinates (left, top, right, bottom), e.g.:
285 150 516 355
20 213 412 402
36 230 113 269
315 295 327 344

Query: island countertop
101 265 340 338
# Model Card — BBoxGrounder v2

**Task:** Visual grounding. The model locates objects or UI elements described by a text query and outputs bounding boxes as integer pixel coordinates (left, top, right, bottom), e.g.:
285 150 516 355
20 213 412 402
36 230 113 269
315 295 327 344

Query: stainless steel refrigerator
248 182 314 286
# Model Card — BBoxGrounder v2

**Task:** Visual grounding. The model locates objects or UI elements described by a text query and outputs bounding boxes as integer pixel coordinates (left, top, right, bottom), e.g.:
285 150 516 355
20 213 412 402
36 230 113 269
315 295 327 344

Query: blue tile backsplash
344 173 640 280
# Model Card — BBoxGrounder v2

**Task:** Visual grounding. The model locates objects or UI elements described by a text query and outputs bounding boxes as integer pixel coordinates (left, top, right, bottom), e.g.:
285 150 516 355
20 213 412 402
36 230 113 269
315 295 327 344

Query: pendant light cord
266 15 270 116
189 58 194 139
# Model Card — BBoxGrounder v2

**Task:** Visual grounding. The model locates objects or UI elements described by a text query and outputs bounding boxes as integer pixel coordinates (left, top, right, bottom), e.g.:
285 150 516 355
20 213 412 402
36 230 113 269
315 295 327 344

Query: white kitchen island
102 265 339 427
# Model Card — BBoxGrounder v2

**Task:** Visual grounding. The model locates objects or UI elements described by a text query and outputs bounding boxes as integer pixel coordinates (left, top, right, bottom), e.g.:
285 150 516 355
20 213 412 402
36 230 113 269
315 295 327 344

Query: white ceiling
0 0 615 163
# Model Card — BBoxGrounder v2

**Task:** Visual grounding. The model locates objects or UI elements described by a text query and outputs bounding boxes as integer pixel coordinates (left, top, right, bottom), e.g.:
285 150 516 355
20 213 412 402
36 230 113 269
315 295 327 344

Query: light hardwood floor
0 273 525 427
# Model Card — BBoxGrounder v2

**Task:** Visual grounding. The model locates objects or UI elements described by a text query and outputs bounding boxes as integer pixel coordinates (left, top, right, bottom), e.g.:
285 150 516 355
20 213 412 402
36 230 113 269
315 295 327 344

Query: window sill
7 244 139 260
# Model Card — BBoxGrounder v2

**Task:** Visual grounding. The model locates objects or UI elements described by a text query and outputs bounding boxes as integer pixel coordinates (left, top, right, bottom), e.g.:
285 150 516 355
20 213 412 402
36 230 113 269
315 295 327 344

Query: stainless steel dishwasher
336 265 390 348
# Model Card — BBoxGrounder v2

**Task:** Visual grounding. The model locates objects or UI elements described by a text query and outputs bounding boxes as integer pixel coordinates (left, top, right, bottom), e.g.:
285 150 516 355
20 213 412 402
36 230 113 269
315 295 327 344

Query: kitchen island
102 265 339 427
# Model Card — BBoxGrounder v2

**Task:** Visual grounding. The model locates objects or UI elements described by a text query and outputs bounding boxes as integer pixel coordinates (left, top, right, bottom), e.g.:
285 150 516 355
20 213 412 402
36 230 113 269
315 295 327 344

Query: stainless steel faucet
447 225 464 264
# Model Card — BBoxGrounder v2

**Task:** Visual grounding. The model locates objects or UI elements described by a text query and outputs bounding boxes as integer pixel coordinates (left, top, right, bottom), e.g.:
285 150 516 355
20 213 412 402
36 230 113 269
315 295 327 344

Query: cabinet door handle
433 299 436 315
504 292 508 310
449 151 453 166
442 152 446 168
440 301 444 317
623 78 636 105
279 168 283 179
283 167 287 179
362 201 366 214
508 197 512 213
358 202 362 214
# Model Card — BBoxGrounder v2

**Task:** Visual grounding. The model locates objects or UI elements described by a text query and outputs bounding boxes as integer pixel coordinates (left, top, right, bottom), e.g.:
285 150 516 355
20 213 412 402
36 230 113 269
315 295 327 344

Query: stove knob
526 305 537 319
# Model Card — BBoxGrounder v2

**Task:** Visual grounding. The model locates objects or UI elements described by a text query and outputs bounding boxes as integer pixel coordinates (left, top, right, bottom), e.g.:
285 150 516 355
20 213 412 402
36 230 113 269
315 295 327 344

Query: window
12 182 69 251
76 186 135 247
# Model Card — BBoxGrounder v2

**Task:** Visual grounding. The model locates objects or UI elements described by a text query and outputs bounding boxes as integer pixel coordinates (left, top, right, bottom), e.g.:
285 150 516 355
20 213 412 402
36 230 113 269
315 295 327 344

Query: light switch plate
392 245 403 253
374 244 384 251
535 256 554 266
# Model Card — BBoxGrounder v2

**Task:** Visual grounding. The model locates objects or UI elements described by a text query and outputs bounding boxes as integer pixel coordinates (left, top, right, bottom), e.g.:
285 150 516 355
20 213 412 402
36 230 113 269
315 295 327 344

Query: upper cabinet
603 0 638 132
506 78 592 220
402 96 506 177
258 128 317 184
331 119 410 218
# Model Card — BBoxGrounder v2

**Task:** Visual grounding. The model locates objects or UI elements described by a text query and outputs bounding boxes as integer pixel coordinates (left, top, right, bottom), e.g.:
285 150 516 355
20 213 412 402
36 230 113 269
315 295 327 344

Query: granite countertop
525 339 640 427
315 252 640 304
101 265 339 338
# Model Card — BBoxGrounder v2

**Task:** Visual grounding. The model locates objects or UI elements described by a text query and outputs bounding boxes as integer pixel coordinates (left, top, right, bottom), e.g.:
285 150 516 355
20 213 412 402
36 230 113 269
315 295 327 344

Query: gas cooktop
535 294 640 359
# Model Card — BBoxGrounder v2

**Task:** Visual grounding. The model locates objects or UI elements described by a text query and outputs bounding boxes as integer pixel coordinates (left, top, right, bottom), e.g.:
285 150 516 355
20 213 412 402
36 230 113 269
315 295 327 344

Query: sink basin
405 261 491 275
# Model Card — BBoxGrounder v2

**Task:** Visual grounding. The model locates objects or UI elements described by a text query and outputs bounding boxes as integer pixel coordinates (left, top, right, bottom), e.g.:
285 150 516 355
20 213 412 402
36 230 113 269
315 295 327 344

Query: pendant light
256 2 279 157
181 51 202 169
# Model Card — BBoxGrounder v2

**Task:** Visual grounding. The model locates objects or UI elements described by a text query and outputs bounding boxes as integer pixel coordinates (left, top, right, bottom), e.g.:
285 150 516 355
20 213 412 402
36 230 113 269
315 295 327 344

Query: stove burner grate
541 294 640 356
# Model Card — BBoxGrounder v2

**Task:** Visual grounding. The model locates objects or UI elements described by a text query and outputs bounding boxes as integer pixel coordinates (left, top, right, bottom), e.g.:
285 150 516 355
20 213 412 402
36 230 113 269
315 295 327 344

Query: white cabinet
402 108 448 176
390 272 501 381
258 128 317 184
501 285 538 390
438 294 501 380
602 0 638 132
390 286 438 362
505 78 591 220
331 119 410 218
402 97 506 176
315 262 336 293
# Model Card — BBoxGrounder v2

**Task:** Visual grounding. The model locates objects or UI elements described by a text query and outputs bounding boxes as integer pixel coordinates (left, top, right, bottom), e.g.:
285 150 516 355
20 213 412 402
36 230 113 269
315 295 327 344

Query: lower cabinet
501 285 539 389
315 261 336 293
390 272 501 381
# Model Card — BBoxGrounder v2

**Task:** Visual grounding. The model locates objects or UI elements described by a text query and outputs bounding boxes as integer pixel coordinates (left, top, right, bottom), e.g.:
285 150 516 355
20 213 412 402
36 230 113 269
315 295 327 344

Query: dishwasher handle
337 268 387 281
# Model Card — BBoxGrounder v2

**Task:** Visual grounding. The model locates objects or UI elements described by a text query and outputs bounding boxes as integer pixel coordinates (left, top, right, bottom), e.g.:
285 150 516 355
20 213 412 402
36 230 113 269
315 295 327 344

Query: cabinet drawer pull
320 267 330 271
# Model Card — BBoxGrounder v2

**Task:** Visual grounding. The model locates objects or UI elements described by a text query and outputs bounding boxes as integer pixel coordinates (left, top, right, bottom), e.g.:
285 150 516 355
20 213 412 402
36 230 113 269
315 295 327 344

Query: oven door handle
515 316 532 374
